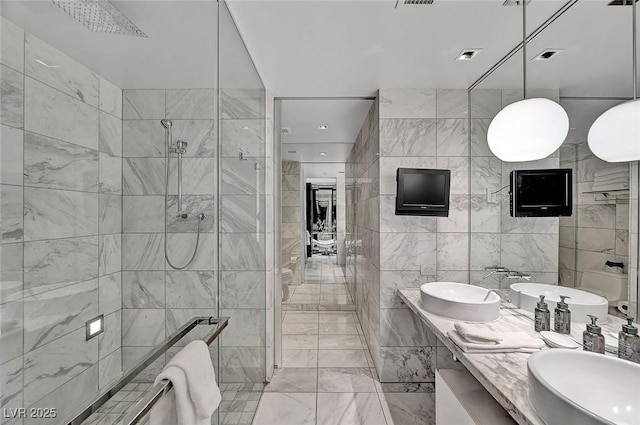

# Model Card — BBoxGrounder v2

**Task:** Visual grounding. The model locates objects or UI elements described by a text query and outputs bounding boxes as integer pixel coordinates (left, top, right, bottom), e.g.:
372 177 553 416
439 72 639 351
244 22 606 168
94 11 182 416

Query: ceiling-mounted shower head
50 0 148 37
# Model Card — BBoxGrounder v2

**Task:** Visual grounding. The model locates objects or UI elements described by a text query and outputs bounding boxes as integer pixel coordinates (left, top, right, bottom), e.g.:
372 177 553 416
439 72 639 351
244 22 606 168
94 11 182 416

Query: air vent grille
404 0 434 4
281 128 291 135
608 0 638 5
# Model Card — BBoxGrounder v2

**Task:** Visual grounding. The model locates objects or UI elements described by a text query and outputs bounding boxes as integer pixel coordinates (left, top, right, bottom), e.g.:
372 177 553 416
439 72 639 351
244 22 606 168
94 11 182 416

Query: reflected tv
395 168 450 217
510 169 572 217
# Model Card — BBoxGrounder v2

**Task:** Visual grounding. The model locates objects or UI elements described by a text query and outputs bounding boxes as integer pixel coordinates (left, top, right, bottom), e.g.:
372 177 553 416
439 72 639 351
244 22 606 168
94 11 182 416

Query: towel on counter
594 174 629 185
448 330 545 353
150 340 221 425
593 168 629 180
454 323 503 344
590 181 629 192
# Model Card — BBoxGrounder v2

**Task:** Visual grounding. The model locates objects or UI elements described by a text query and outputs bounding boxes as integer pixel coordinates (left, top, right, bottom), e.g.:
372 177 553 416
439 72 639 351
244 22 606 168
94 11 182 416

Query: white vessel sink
419 282 500 322
510 283 608 323
528 349 640 425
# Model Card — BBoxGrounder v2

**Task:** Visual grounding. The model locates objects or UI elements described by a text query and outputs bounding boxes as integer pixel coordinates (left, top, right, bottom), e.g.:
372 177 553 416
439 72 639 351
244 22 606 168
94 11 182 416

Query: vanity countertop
398 288 628 425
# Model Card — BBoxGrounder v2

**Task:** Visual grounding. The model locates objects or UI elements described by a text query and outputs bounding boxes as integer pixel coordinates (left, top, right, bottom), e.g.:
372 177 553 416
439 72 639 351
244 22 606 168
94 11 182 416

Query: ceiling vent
608 0 638 5
281 128 291 135
456 49 482 61
532 49 564 61
404 0 434 4
502 0 532 6
287 150 297 154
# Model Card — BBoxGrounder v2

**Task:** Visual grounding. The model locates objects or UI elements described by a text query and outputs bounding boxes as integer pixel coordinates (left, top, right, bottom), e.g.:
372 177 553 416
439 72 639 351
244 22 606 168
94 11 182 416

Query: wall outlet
486 188 498 204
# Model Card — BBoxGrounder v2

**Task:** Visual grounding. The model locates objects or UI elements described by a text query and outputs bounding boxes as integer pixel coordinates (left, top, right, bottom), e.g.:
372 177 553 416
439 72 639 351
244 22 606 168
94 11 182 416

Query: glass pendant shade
487 98 570 162
587 99 640 162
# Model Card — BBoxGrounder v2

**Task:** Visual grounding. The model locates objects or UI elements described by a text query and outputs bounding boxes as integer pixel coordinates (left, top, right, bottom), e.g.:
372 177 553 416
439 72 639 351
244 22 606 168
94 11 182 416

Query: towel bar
67 316 228 425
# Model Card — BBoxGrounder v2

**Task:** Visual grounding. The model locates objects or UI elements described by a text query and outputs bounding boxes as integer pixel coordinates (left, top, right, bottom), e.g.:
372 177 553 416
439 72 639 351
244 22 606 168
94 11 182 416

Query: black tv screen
395 168 450 217
510 169 572 217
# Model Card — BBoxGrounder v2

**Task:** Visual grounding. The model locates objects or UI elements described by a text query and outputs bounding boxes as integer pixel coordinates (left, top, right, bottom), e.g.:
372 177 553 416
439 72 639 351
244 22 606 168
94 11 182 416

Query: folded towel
454 323 502 344
593 168 629 179
591 182 629 192
593 176 629 185
447 330 545 353
150 340 221 425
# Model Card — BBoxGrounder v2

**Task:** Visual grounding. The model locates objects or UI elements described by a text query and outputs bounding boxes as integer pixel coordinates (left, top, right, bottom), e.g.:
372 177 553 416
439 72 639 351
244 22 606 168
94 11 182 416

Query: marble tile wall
469 89 560 290
282 160 301 286
558 138 631 296
0 17 123 424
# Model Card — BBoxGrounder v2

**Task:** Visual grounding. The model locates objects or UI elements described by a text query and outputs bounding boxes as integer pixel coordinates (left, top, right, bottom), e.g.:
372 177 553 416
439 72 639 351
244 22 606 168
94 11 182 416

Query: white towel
594 168 629 179
150 340 221 425
448 330 545 353
590 181 629 192
454 323 503 344
594 176 629 185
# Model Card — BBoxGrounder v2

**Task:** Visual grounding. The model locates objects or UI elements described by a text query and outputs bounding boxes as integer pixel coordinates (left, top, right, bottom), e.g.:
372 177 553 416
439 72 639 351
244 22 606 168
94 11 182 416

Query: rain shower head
50 0 148 37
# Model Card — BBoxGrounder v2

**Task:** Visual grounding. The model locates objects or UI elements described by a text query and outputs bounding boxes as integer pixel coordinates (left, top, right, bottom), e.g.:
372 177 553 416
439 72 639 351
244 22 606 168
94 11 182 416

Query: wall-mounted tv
510 168 572 217
395 168 451 217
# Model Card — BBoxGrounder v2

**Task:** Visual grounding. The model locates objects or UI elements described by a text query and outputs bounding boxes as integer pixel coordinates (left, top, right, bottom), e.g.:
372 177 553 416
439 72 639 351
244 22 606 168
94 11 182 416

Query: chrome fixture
506 271 532 280
161 119 205 270
50 0 147 37
483 289 503 302
483 266 510 279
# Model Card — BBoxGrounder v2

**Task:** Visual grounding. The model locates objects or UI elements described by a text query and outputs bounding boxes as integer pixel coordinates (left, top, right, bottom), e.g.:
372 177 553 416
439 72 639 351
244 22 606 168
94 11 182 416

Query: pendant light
487 0 569 162
588 0 640 162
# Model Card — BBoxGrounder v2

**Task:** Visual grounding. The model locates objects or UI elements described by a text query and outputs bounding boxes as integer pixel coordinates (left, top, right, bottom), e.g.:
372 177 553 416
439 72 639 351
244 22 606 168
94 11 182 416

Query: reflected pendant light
487 0 569 162
588 0 640 162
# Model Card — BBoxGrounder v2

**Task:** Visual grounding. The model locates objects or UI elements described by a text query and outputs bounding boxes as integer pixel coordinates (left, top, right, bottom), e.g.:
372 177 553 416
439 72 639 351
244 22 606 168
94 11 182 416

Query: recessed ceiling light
456 49 482 61
318 125 329 130
532 49 564 61
502 0 532 6
608 0 638 6
319 152 328 156
287 150 298 154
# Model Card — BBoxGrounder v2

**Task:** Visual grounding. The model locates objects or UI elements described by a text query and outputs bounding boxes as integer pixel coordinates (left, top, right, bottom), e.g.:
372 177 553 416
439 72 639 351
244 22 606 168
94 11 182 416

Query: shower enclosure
0 1 270 424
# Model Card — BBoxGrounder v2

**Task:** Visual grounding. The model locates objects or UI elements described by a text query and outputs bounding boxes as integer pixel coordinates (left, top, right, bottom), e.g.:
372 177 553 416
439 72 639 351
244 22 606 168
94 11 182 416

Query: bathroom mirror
468 0 640 321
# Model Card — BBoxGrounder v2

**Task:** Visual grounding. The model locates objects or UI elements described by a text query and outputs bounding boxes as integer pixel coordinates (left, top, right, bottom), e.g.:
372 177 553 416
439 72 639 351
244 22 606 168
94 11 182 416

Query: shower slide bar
67 316 229 425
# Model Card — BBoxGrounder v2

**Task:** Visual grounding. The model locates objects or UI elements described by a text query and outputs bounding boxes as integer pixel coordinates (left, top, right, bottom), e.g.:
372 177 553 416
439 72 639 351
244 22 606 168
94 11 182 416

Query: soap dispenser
534 295 550 332
583 315 605 354
554 295 571 334
618 316 640 363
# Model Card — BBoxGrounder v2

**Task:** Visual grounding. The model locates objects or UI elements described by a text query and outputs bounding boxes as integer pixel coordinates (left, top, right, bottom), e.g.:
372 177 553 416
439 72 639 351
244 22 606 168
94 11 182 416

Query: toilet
579 269 628 312
282 268 293 301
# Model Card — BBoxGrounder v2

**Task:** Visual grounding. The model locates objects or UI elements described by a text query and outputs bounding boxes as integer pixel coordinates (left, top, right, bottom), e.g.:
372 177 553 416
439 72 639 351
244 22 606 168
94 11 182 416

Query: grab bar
67 316 228 425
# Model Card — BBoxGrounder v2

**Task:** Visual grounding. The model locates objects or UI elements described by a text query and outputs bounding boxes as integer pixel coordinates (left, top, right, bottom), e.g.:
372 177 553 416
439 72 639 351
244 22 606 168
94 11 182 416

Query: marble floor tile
252 393 316 425
377 392 435 425
317 392 387 425
282 349 318 368
319 323 359 335
317 368 377 393
318 350 368 367
319 334 364 350
283 334 318 350
282 322 318 335
283 311 319 324
264 368 317 393
319 312 356 324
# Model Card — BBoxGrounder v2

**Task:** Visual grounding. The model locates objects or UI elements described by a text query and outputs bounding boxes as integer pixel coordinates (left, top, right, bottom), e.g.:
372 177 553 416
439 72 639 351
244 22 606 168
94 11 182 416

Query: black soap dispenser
534 295 550 332
554 295 571 334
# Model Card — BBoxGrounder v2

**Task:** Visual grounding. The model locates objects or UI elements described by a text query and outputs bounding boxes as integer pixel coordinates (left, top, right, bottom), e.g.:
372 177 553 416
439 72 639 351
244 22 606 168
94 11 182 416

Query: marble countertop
398 288 628 425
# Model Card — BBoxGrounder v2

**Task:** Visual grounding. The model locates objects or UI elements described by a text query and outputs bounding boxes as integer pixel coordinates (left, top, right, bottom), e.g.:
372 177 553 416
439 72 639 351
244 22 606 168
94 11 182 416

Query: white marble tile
98 272 122 315
316 367 376 393
1 17 24 72
0 299 23 364
221 195 264 233
220 89 264 120
24 187 98 241
0 125 23 185
99 194 121 235
318 349 367 367
99 110 122 157
282 349 318 367
23 278 98 351
253 393 316 425
122 309 166 347
378 194 436 233
470 195 500 233
123 195 165 233
123 158 165 195
99 233 121 276
577 204 616 229
122 346 163 382
285 311 320 324
165 232 216 271
470 89 502 119
559 246 576 272
98 306 121 357
616 230 629 257
318 334 363 350
436 232 468 271
25 33 99 107
471 118 492 157
283 322 318 335
577 228 615 253
0 355 23 416
220 347 265 382
25 77 98 148
99 152 122 194
99 77 122 118
380 232 436 273
122 271 165 308
24 131 99 192
283 334 318 350
437 194 469 233
436 119 468 157
319 323 359 335
378 392 435 425
123 90 165 119
166 89 216 119
1 65 24 131
99 348 122 390
122 233 164 271
172 119 216 157
616 205 629 231
167 195 215 233
379 118 437 157
436 89 468 119
470 233 501 271
264 367 317 393
501 234 559 272
378 347 434 382
1 184 23 242
380 308 434 347
220 233 265 271
168 157 215 195
122 119 164 158
167 271 215 308
221 119 264 158
470 157 502 194
379 89 436 119
23 327 98 406
24 236 98 294
317 393 386 425
220 271 264 309
437 156 468 194
0 242 23 304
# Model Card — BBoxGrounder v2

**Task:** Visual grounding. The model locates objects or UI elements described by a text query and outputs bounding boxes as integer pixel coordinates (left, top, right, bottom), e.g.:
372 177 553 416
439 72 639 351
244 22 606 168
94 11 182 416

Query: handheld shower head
161 119 173 129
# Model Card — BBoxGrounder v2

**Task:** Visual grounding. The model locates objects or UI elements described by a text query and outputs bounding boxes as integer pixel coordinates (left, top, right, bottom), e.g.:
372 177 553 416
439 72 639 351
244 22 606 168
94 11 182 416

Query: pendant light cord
522 0 527 99
633 0 637 100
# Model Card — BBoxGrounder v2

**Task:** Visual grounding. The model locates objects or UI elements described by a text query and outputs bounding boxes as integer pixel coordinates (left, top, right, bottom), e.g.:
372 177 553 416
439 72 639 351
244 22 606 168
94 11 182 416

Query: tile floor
284 255 354 310
252 311 436 425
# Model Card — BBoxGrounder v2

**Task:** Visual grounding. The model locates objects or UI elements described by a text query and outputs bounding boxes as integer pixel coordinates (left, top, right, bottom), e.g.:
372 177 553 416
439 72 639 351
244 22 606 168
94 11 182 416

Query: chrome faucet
483 266 510 279
483 289 503 301
506 271 532 280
